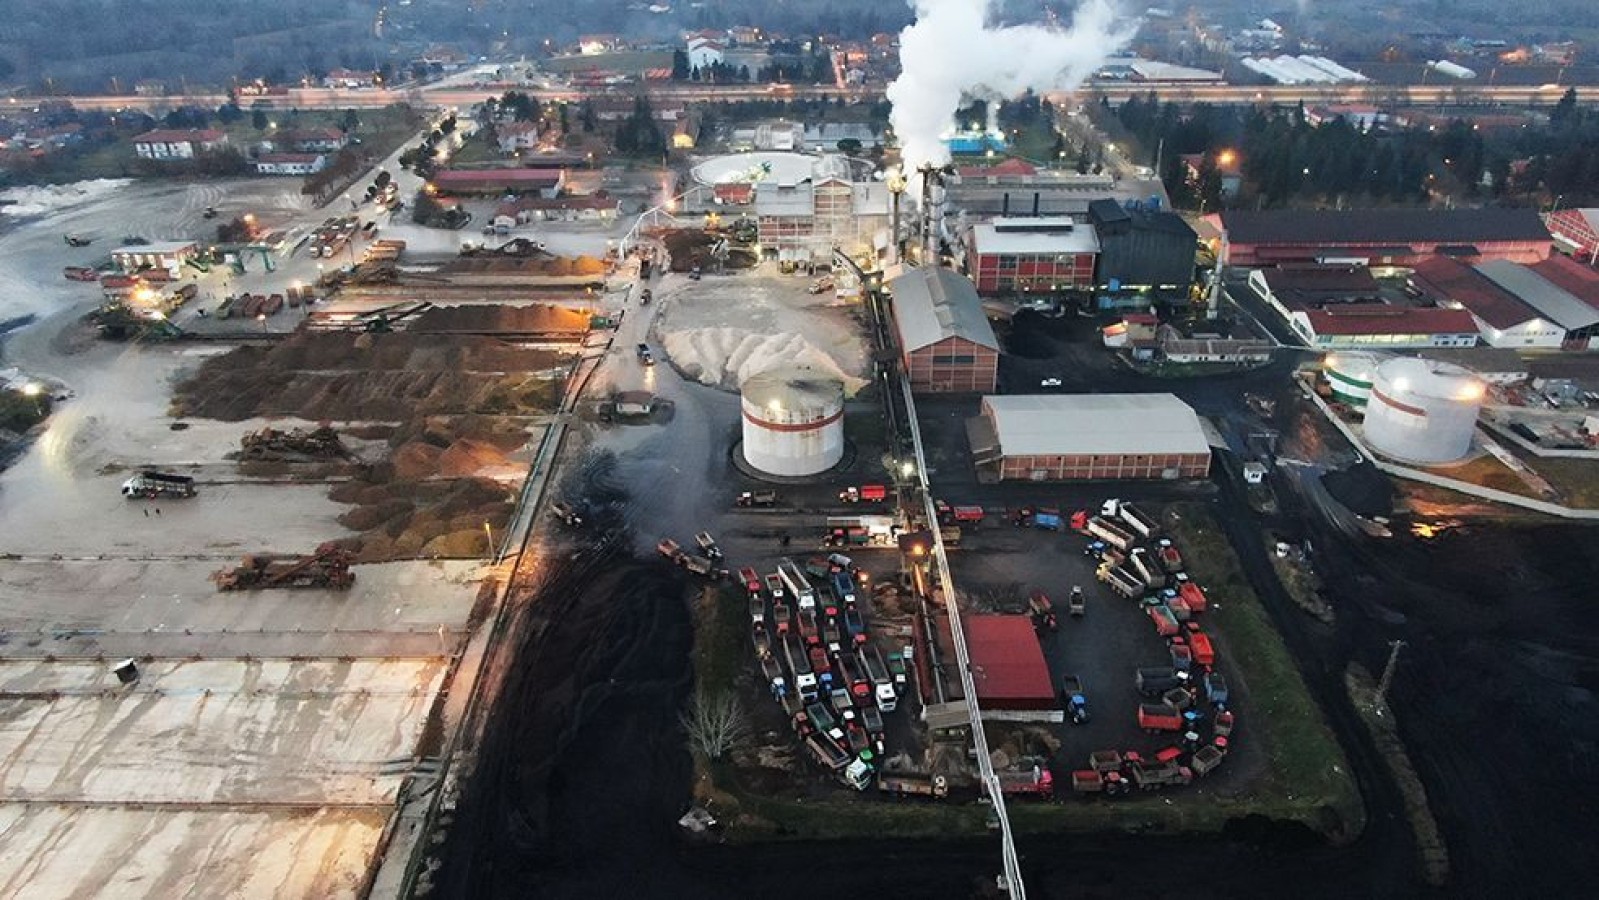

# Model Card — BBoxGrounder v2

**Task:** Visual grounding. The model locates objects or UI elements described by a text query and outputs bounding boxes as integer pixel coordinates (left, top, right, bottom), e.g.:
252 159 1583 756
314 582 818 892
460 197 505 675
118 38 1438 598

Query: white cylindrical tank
740 367 845 477
1365 358 1485 464
1324 351 1385 406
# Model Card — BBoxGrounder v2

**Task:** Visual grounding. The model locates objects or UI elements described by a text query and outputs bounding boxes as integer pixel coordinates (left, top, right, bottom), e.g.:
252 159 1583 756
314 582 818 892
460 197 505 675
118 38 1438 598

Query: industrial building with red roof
963 615 1058 718
1211 208 1551 267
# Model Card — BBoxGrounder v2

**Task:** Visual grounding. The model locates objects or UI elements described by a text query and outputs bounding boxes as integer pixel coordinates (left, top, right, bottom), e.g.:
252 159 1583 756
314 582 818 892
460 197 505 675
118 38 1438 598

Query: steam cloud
887 0 1138 172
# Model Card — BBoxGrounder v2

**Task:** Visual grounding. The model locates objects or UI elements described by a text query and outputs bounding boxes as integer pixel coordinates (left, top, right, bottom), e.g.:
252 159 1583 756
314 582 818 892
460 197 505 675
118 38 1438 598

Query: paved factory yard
949 516 1263 791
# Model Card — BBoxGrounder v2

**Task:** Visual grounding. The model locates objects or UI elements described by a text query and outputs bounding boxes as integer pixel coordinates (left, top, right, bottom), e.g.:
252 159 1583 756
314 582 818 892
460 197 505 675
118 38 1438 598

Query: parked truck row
746 553 912 791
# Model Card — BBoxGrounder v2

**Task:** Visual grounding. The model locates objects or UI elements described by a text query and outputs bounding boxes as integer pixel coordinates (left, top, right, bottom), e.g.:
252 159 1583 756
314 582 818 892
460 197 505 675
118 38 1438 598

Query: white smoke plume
887 0 1138 172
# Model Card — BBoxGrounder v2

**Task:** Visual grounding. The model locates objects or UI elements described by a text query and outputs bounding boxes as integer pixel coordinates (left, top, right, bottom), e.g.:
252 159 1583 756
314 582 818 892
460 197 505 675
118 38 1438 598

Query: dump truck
748 595 765 625
739 567 762 597
736 490 777 507
1148 604 1181 637
1169 639 1194 672
212 543 355 591
837 651 872 701
797 608 819 645
772 601 791 635
1157 539 1184 573
935 501 985 525
1136 667 1188 697
805 556 834 580
809 645 833 689
1128 548 1162 587
1072 769 1131 795
761 653 787 698
1179 581 1208 613
864 645 896 712
682 555 716 577
1214 709 1236 738
121 471 197 499
785 637 819 701
1027 590 1058 634
1013 505 1063 530
1187 625 1216 666
860 704 885 739
804 733 851 771
879 772 949 799
994 765 1054 799
1204 671 1230 707
1084 516 1135 551
1060 675 1089 724
751 622 772 658
1139 703 1185 733
829 687 854 718
777 557 816 610
656 538 684 562
805 701 845 744
839 484 888 504
766 573 786 602
64 266 100 281
1191 745 1226 777
1068 586 1086 617
830 570 858 605
887 651 909 692
1089 750 1124 773
1114 501 1160 539
822 618 844 654
1127 760 1192 790
844 607 867 645
695 531 723 560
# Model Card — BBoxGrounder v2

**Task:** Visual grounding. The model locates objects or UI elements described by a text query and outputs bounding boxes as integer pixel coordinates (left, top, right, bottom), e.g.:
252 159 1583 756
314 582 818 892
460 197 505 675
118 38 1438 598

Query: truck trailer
777 558 816 611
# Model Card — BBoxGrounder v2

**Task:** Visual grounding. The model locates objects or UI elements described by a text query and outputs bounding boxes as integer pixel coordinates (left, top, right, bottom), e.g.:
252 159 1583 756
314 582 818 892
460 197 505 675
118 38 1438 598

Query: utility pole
1376 639 1406 703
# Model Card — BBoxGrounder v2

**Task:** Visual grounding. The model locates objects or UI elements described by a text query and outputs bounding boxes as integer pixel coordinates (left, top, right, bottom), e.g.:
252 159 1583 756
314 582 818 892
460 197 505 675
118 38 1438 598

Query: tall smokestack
1032 192 1040 217
1002 193 1010 216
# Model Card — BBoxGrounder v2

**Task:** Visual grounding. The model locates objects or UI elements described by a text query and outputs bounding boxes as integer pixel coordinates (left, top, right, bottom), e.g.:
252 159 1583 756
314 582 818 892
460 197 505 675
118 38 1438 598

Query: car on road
1041 377 1062 388
636 342 655 365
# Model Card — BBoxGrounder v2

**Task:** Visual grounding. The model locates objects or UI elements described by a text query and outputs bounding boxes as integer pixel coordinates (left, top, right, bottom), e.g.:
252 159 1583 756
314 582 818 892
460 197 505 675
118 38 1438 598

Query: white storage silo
1364 358 1485 464
740 367 845 477
1324 351 1384 406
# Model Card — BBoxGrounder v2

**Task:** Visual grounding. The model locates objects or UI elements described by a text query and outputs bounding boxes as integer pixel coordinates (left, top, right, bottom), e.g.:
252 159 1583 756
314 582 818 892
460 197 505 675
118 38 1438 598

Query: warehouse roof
889 267 999 352
1475 260 1599 330
963 615 1056 709
1528 254 1599 309
1410 257 1543 330
971 217 1099 256
1303 306 1479 336
1260 265 1381 309
430 168 563 191
1220 208 1550 245
753 182 813 216
984 393 1210 457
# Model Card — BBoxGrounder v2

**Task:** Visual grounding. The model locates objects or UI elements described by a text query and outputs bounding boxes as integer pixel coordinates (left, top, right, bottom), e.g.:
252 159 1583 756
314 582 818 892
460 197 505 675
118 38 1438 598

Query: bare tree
681 689 749 759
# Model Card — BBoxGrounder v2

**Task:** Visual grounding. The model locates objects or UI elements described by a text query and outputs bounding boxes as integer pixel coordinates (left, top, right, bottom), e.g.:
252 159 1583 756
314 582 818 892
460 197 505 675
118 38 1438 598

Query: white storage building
740 367 845 477
969 394 1212 481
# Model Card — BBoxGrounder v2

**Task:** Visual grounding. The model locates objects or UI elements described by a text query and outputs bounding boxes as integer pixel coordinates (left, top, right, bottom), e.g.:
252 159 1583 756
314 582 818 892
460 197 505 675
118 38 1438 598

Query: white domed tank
1323 351 1384 406
740 367 845 477
1365 358 1485 464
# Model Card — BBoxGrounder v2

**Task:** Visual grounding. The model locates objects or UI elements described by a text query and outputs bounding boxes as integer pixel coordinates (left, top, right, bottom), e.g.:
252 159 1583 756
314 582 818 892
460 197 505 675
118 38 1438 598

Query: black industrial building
1088 199 1198 292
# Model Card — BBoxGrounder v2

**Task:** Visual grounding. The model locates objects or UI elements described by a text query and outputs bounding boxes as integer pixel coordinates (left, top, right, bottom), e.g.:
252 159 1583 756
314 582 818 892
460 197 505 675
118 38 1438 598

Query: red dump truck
1179 581 1209 613
839 484 888 504
994 765 1054 799
1148 604 1181 637
1139 703 1184 733
1071 768 1131 795
1127 760 1192 790
1186 625 1216 667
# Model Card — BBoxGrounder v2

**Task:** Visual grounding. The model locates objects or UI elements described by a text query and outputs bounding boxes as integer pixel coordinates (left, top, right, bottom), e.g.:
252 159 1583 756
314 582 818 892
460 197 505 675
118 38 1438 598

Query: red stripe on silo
1371 387 1427 418
742 408 844 433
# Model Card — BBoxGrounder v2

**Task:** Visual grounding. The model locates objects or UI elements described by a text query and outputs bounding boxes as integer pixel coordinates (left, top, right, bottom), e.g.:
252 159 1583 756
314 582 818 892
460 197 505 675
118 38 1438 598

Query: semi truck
1113 501 1160 539
863 646 896 712
1084 516 1135 551
1128 548 1162 587
784 637 819 701
777 558 816 611
121 471 197 499
1098 564 1144 600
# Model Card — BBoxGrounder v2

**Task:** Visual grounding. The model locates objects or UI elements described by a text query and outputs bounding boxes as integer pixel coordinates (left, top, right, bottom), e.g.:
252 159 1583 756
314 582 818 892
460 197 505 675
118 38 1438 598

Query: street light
256 313 267 333
483 521 496 562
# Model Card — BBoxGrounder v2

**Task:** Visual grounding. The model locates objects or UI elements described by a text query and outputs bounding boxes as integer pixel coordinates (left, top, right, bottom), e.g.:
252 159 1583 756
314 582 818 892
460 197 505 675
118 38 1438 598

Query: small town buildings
971 394 1212 480
888 267 999 393
131 129 228 160
255 153 327 176
491 194 619 228
965 217 1099 296
495 122 541 154
323 68 377 89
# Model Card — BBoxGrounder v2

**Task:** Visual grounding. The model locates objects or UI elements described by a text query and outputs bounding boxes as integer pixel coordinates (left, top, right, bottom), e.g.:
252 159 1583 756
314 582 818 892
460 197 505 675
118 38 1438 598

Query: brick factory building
965 217 1098 296
888 267 999 393
970 394 1212 481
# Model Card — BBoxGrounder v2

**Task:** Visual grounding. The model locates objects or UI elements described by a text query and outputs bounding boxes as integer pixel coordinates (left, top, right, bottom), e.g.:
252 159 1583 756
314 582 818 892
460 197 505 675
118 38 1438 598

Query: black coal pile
1322 461 1395 519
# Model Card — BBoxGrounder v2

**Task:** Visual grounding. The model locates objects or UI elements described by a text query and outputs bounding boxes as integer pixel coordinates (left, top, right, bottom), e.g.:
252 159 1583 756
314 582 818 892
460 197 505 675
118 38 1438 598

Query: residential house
496 122 542 154
288 128 348 153
688 39 726 71
131 129 229 160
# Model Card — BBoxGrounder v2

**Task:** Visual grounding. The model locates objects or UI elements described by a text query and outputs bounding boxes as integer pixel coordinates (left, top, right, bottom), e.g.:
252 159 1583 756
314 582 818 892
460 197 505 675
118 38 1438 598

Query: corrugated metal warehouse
971 394 1212 480
1088 199 1199 291
888 267 1000 393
